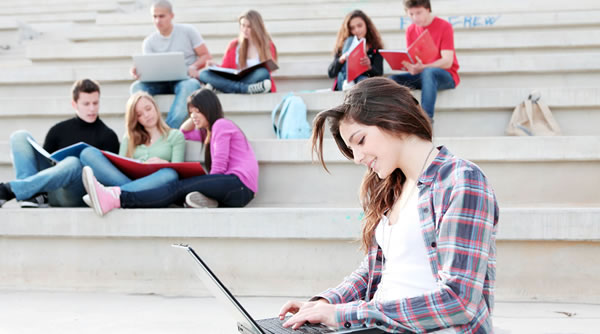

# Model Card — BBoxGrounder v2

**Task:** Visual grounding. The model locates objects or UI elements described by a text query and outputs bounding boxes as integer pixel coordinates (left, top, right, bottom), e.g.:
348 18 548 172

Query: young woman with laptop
278 78 499 334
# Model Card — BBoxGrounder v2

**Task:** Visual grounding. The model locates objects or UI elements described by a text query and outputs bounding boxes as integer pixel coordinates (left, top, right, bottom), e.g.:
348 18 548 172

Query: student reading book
83 88 259 216
0 79 119 208
390 0 460 120
198 10 277 94
328 10 384 91
79 91 185 197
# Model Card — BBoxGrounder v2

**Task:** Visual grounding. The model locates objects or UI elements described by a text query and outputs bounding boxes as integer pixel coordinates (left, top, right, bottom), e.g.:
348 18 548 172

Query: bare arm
188 44 212 78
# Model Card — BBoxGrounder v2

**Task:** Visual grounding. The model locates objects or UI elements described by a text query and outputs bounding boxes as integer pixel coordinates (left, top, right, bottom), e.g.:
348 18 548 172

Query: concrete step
24 27 600 63
6 51 600 80
0 292 597 334
0 2 118 15
0 207 598 302
0 88 598 139
94 0 600 25
65 10 600 42
1 137 600 208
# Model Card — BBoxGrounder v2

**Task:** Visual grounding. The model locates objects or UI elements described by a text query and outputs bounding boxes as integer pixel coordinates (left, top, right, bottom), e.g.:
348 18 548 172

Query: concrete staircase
0 0 599 304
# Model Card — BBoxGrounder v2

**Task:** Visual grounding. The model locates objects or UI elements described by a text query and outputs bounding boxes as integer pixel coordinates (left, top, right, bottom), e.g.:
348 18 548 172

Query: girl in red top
199 10 278 94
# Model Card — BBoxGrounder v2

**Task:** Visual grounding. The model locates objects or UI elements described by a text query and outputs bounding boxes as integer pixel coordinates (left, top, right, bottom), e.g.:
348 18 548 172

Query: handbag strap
535 100 561 134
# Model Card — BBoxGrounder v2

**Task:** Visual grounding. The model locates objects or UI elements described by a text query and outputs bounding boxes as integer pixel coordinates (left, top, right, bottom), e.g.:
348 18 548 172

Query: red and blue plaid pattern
316 146 499 333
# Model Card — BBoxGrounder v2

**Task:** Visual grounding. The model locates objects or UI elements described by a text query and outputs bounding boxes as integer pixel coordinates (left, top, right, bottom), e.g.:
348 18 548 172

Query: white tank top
374 191 456 334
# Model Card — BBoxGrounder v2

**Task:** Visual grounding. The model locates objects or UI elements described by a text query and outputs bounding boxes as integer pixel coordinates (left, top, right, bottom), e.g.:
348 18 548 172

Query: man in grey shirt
130 0 212 128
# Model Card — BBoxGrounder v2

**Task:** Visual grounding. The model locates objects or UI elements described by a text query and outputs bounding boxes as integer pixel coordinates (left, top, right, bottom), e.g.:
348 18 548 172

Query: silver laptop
132 52 188 82
172 244 384 334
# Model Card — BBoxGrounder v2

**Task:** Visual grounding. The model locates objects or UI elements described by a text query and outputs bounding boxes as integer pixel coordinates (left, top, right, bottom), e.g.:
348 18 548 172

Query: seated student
130 0 211 128
328 10 384 91
82 88 258 216
278 78 498 333
79 92 184 196
199 9 277 94
0 79 119 208
390 0 460 120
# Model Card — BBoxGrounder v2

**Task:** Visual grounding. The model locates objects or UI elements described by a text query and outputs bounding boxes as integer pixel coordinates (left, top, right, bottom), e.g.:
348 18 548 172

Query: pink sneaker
82 166 121 217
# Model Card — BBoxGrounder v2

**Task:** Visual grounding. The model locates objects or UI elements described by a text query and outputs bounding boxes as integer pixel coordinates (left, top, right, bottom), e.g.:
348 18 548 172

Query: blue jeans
79 147 179 192
130 78 201 128
8 130 85 206
120 174 254 208
198 67 270 94
390 67 455 119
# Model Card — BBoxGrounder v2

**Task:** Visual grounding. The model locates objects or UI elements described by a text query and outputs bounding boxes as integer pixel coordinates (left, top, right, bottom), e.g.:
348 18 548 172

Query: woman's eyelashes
358 136 365 145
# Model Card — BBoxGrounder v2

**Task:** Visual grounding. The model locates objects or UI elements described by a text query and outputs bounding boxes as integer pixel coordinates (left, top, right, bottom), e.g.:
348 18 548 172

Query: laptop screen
172 244 265 334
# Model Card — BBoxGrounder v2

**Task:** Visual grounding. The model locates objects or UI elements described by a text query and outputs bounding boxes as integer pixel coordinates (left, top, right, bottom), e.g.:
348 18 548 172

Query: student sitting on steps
79 92 185 203
82 88 258 216
0 79 119 208
199 9 277 94
328 10 384 91
130 0 212 128
279 78 498 333
390 0 460 120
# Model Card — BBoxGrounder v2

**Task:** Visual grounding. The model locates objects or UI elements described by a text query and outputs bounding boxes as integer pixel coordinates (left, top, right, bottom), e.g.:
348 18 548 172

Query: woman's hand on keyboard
279 300 336 330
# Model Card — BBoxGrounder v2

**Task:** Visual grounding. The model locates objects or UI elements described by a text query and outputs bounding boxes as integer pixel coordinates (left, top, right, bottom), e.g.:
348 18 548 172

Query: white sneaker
185 192 218 208
342 80 355 91
82 194 92 208
247 79 271 94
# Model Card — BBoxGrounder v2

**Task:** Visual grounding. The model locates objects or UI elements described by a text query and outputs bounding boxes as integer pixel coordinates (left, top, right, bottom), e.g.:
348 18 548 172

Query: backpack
505 91 561 136
271 92 311 139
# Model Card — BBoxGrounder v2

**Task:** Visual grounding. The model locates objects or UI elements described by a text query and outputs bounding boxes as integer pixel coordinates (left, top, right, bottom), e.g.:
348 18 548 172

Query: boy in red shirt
391 0 459 120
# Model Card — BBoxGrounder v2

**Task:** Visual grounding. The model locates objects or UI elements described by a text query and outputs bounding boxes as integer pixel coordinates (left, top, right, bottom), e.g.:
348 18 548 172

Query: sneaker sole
19 202 49 208
81 166 104 217
185 192 218 208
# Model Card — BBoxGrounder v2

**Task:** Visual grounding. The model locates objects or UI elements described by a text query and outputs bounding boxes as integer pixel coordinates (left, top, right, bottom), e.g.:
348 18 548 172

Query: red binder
407 29 438 64
379 50 414 71
346 39 369 82
379 29 439 70
101 151 206 179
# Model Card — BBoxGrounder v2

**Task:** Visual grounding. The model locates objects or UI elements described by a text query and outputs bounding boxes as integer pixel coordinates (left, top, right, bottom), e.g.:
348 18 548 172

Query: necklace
381 145 436 267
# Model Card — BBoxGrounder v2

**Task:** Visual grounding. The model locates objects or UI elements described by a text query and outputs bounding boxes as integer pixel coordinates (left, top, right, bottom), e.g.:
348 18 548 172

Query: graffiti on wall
400 15 502 30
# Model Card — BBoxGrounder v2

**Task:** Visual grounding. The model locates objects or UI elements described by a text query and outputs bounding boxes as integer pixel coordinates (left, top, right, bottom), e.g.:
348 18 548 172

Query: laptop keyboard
257 317 336 334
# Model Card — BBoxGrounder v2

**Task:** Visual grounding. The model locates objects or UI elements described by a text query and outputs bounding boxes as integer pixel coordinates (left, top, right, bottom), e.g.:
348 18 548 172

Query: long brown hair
124 91 170 158
237 10 277 69
311 77 432 252
187 88 225 172
333 10 384 55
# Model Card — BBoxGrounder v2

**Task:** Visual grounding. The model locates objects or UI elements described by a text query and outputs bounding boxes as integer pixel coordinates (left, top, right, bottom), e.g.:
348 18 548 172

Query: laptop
172 244 384 334
132 52 188 82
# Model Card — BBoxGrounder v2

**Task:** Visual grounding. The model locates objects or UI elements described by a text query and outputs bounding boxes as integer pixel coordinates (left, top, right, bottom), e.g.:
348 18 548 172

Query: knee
130 80 145 94
253 67 269 78
79 147 102 165
61 156 83 170
420 68 436 81
9 130 32 144
177 79 201 94
157 168 179 182
198 69 211 83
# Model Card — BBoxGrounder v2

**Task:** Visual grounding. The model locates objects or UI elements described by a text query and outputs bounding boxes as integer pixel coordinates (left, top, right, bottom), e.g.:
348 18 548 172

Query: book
379 29 439 71
408 29 439 65
27 138 90 164
379 50 414 71
208 58 279 80
101 151 206 179
346 38 369 82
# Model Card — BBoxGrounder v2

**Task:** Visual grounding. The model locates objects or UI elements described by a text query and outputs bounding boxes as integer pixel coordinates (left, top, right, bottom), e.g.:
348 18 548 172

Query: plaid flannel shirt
315 146 499 333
